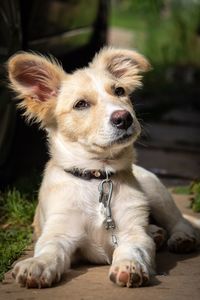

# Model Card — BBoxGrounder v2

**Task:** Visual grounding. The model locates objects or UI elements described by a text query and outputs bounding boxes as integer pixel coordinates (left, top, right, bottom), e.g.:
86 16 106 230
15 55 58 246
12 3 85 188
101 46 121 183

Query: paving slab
1 194 199 300
136 109 200 185
137 147 200 184
140 122 200 151
162 109 200 126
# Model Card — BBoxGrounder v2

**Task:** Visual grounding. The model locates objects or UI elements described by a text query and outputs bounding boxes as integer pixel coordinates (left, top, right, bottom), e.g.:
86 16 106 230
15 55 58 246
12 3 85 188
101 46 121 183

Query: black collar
64 168 114 180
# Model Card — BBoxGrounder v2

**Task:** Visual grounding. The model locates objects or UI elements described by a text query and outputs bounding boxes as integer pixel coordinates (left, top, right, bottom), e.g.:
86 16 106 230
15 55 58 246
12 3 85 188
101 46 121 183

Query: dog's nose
110 110 133 130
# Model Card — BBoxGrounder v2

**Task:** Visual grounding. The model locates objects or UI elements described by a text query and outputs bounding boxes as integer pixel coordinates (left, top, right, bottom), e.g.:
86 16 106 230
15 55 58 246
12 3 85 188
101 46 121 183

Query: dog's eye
74 100 90 110
114 87 125 97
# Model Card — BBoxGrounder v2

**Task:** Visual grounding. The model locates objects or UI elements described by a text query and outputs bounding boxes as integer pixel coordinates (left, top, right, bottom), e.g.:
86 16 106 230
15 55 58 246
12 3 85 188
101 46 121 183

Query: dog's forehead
61 68 111 98
84 69 109 97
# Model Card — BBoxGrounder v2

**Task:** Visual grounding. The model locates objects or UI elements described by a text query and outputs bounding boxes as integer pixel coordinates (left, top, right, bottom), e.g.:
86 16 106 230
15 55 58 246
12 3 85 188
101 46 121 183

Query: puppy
8 48 199 288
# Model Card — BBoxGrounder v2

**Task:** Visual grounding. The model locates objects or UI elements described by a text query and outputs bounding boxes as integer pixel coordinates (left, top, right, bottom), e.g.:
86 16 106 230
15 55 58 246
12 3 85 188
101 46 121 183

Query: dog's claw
12 257 59 288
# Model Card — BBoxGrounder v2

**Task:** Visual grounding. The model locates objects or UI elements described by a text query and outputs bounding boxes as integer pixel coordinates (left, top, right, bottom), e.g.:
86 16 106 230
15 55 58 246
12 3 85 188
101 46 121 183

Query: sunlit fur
8 47 199 288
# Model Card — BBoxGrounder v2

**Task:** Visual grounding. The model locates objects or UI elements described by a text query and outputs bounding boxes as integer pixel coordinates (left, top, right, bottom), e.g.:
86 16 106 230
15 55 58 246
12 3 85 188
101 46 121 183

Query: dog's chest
75 180 108 223
74 179 119 225
73 180 117 262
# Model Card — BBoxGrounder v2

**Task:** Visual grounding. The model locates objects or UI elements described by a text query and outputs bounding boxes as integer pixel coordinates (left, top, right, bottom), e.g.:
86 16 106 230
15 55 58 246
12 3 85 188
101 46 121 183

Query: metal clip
98 176 115 230
105 217 115 230
111 232 118 247
98 171 118 247
98 178 113 207
105 203 115 229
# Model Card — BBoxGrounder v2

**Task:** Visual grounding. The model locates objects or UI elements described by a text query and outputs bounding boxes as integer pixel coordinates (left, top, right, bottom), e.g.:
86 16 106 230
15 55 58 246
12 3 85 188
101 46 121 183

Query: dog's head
8 48 150 162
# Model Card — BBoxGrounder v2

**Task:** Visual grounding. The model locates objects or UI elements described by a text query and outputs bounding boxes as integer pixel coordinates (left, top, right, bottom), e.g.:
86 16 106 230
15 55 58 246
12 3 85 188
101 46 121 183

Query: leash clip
98 172 116 230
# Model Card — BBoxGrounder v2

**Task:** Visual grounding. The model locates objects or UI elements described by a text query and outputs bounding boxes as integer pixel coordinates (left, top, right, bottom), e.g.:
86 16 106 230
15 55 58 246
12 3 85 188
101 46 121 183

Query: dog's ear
90 47 151 91
8 52 66 127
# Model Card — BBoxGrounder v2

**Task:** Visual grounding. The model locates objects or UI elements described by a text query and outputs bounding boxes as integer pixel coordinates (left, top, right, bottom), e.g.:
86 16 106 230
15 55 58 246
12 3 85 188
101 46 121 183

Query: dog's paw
148 225 167 250
109 260 149 288
168 231 197 253
12 257 61 288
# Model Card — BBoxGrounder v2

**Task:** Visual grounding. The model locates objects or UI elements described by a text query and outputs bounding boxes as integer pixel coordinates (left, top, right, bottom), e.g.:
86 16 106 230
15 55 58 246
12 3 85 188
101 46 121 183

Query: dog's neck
49 132 136 174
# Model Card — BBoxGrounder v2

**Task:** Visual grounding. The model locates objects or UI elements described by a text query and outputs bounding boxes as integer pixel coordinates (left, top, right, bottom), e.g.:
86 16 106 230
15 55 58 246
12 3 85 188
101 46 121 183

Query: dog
8 47 199 288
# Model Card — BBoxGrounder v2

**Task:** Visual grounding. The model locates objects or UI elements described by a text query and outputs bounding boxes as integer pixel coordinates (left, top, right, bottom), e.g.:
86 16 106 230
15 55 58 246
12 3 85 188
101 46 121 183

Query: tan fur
90 47 151 93
8 52 66 127
8 47 199 289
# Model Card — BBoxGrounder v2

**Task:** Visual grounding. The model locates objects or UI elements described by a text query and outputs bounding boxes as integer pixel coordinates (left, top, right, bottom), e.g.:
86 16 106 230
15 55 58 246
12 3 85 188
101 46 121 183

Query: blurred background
110 0 200 186
0 0 200 188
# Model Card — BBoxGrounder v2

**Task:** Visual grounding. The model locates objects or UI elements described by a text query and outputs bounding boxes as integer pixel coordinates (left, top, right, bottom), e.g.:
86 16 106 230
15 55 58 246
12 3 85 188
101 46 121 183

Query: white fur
9 48 199 289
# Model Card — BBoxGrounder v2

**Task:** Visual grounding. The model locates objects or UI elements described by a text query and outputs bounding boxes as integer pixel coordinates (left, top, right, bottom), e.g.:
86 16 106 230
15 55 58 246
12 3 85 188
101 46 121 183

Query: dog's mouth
111 132 133 145
90 125 140 152
111 123 141 146
92 132 133 151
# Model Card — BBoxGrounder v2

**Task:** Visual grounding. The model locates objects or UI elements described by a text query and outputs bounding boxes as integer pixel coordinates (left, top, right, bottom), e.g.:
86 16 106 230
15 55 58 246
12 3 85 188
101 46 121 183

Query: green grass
1 189 36 225
173 181 200 213
190 182 200 213
0 187 37 281
0 227 33 281
172 186 190 195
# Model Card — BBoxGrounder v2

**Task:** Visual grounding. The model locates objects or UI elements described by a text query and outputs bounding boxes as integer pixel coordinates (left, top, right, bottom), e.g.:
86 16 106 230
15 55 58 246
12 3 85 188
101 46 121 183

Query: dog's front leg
12 213 84 288
109 229 155 288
